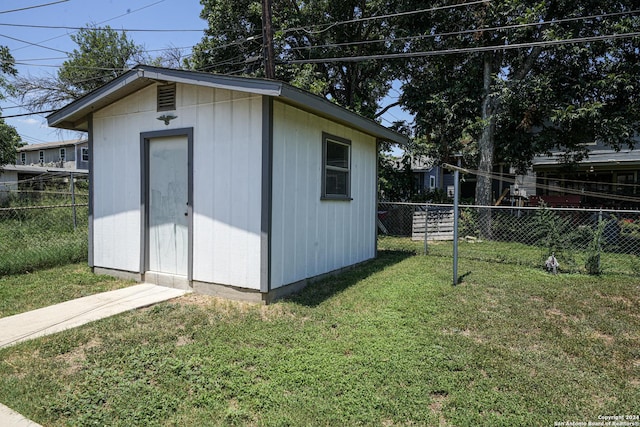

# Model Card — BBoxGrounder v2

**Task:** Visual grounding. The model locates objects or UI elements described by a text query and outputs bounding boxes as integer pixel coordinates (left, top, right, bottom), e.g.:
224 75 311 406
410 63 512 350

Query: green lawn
379 235 640 276
0 263 133 318
0 253 638 426
0 205 89 276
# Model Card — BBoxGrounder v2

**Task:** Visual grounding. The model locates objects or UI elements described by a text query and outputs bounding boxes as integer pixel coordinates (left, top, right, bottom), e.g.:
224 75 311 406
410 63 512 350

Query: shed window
429 175 436 189
322 132 351 200
59 148 66 162
157 83 176 111
39 151 44 164
81 147 89 162
20 152 25 165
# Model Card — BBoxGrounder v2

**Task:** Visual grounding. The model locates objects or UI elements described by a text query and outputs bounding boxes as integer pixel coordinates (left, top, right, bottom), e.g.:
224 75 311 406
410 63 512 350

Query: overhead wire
284 0 492 35
4 6 639 120
459 166 640 204
289 9 640 53
0 33 69 54
0 0 69 15
289 31 640 64
0 22 205 32
10 0 167 53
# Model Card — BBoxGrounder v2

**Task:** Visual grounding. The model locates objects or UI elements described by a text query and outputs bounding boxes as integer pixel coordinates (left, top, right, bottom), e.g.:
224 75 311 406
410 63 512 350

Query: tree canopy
191 0 640 204
13 25 145 112
396 0 640 205
0 45 20 171
190 0 402 118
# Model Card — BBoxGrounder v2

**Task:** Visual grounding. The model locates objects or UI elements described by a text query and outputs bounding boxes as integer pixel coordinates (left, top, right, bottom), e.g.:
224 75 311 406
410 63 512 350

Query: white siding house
47 65 406 303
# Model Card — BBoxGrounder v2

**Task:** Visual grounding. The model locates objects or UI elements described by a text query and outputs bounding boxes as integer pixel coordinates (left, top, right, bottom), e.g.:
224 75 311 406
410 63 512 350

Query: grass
379 235 640 276
0 253 638 426
0 204 89 276
0 263 133 318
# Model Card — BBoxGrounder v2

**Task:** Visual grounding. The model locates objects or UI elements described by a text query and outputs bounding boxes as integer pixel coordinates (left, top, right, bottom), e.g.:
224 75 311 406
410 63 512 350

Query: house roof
18 139 88 152
47 65 408 145
2 164 88 174
533 148 640 168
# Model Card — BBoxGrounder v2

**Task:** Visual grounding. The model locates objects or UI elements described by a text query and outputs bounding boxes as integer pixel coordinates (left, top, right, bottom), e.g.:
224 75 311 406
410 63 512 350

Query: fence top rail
379 202 640 215
0 203 89 212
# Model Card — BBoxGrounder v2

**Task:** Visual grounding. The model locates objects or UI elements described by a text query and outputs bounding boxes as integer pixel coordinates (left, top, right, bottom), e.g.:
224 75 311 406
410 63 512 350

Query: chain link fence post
423 203 429 255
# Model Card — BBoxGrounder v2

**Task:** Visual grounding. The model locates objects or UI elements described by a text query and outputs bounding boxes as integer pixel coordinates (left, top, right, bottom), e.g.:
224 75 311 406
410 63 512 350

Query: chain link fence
0 177 89 275
378 202 640 276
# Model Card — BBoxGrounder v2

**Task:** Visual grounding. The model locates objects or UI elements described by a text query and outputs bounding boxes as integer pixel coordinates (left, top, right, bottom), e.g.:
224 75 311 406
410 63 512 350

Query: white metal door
148 136 188 276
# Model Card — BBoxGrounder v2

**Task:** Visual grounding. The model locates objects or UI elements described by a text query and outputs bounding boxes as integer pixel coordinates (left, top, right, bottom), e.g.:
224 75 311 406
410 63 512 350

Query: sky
0 0 206 144
0 0 409 148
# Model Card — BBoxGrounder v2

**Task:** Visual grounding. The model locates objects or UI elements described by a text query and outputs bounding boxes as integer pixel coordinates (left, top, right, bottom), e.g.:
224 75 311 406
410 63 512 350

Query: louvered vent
157 83 176 111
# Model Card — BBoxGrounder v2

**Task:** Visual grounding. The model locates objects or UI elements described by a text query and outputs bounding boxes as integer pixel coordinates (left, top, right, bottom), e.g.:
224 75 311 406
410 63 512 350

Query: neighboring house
16 139 89 170
412 156 446 195
531 140 640 208
1 140 89 201
47 65 406 303
411 156 476 200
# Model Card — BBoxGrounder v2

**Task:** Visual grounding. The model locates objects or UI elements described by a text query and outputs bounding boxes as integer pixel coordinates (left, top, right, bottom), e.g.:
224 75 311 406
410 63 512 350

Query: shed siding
92 83 262 287
190 89 263 290
270 101 377 289
92 113 143 272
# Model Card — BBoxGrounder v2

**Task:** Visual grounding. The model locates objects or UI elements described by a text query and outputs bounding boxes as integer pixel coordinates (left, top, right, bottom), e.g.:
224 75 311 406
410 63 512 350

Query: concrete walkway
0 283 190 426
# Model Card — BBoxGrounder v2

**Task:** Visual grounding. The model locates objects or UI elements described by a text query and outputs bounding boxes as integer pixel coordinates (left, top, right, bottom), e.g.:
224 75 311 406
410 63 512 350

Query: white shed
48 65 406 303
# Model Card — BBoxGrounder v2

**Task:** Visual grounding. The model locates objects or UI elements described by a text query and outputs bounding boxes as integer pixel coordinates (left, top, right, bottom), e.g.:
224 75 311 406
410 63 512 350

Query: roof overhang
2 165 88 174
18 139 88 152
532 149 640 169
47 65 407 145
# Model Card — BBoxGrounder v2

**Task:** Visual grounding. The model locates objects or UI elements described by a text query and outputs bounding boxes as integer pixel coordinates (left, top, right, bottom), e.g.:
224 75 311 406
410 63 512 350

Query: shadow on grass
283 250 414 307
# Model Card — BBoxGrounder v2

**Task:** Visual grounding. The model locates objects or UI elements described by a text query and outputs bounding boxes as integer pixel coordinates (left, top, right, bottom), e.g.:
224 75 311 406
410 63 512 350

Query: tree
0 46 20 171
189 0 402 118
397 1 640 207
14 24 145 111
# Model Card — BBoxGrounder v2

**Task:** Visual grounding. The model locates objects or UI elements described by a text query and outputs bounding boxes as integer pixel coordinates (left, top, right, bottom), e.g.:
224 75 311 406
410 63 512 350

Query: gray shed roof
47 65 407 145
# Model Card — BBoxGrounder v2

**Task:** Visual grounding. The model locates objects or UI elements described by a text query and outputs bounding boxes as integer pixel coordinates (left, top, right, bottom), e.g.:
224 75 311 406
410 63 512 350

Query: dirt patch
175 335 192 347
429 392 452 427
56 338 101 375
590 330 615 346
545 308 568 320
442 328 485 344
2 350 41 379
597 292 638 309
172 293 215 308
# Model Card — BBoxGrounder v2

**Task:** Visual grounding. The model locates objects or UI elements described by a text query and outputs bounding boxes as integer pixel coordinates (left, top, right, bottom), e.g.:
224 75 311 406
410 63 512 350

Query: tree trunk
475 52 496 238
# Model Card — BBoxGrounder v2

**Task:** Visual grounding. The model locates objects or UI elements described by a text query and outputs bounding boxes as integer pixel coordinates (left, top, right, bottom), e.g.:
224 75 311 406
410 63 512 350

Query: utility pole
262 0 275 79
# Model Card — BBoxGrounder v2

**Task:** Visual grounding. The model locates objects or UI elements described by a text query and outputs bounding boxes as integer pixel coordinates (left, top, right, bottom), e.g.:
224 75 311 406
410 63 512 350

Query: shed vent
157 83 176 111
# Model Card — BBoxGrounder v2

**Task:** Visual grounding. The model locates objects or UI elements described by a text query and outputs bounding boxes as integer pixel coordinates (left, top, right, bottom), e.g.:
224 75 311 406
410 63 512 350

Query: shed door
147 136 188 276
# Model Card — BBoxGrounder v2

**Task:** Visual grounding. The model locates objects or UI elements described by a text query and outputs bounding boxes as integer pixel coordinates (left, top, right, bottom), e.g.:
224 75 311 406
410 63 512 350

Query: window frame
429 175 436 190
59 147 66 162
321 132 352 201
20 152 26 165
39 150 44 164
81 147 89 162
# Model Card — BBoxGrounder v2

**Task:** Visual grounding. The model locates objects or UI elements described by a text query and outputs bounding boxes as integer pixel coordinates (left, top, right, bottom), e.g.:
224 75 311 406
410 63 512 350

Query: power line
289 32 640 64
0 0 68 14
0 22 205 32
2 110 57 118
464 166 640 204
11 0 167 53
0 33 68 54
290 9 640 53
284 0 491 35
